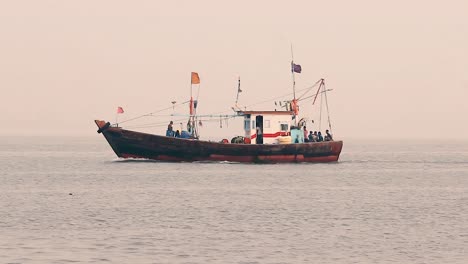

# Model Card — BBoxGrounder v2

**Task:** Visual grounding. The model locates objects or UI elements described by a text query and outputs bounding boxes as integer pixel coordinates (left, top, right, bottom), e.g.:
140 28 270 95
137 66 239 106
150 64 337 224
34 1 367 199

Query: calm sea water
1 137 467 264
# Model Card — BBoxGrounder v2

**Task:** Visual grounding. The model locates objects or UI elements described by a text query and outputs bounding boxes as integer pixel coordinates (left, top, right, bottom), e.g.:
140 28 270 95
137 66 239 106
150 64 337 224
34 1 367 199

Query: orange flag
191 72 200 84
117 106 124 114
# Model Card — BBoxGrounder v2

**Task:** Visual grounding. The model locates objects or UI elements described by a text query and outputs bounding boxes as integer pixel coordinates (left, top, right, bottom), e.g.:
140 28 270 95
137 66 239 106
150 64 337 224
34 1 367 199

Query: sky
0 0 467 140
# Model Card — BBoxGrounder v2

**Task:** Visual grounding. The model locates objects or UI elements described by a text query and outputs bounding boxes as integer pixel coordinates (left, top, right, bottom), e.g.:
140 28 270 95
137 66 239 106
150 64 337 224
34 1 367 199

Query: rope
124 115 238 129
242 82 322 110
116 100 190 125
323 81 333 134
116 78 332 134
297 79 322 100
319 86 323 131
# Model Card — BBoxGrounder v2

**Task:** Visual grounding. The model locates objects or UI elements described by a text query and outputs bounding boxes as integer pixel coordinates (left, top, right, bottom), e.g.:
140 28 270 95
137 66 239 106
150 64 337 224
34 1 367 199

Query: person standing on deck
308 131 314 142
303 126 309 142
325 129 333 141
166 121 174 137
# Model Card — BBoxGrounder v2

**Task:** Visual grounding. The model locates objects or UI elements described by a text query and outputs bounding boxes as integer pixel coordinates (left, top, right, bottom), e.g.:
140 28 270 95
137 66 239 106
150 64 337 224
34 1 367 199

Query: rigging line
118 101 190 125
124 117 189 129
244 81 324 109
203 108 238 116
196 83 201 101
171 113 238 118
323 82 333 134
319 86 323 132
194 83 201 138
122 79 324 126
126 124 169 129
298 89 334 102
297 79 322 100
126 114 180 118
312 79 325 105
139 79 324 120
124 114 240 129
125 116 239 129
245 93 295 108
145 100 189 115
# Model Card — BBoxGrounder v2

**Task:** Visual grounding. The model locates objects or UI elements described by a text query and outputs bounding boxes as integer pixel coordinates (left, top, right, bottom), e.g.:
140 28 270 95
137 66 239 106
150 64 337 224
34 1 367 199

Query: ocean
1 137 467 263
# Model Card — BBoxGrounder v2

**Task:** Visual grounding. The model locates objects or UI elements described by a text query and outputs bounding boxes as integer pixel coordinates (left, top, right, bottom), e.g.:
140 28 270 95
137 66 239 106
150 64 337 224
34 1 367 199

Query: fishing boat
95 61 343 163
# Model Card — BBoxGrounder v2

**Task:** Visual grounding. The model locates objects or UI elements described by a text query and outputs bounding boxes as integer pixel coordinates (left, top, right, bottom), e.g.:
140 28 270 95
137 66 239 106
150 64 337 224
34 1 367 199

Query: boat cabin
239 111 303 144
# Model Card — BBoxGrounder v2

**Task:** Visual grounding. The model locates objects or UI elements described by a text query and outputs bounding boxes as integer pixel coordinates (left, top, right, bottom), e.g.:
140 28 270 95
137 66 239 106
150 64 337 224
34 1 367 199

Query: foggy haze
0 0 467 140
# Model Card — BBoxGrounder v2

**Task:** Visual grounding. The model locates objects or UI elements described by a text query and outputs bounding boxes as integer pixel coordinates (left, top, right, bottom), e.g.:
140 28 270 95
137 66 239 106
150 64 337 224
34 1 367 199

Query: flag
292 62 302 73
191 72 200 84
117 106 124 114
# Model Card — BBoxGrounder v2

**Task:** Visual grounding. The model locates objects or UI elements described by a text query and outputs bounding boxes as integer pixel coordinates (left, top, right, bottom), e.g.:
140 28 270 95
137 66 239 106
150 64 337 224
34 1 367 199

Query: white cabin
239 111 300 144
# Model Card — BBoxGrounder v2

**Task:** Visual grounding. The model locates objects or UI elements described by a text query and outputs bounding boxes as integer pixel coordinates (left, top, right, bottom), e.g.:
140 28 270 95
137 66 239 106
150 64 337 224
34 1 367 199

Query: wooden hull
95 120 343 163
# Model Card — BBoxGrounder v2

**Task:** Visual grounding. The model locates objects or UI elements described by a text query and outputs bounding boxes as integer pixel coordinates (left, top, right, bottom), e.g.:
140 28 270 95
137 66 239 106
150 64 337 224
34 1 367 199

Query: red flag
117 106 124 114
191 72 200 84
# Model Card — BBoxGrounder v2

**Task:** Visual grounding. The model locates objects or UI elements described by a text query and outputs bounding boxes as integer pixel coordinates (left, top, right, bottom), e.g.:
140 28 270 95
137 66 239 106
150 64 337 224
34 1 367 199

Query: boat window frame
280 123 289 131
244 120 250 130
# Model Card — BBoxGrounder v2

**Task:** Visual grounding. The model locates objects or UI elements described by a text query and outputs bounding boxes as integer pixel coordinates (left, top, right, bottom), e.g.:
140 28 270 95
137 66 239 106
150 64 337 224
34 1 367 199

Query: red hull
95 120 343 163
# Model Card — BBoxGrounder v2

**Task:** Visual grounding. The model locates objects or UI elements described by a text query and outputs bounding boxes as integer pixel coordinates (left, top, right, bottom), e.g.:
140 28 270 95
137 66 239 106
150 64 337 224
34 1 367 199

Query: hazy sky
0 0 467 139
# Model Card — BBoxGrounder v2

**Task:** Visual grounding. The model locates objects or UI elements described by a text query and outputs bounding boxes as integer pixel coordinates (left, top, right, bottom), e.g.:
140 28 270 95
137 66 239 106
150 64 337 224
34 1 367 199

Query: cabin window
264 120 270 128
280 124 289 131
252 120 255 129
244 120 250 130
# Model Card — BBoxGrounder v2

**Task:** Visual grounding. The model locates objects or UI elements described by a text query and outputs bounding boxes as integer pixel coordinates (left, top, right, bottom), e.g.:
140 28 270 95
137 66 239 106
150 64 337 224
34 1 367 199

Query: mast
189 73 192 136
190 72 200 138
189 73 194 138
290 44 296 102
290 44 299 126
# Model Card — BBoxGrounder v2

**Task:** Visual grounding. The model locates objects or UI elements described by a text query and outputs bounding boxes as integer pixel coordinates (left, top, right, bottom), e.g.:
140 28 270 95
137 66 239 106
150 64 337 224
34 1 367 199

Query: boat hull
95 120 343 163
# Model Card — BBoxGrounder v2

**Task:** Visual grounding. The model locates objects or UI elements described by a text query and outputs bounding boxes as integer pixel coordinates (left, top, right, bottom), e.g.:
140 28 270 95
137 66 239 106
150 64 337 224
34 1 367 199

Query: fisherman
294 135 300 143
175 130 180 138
166 121 174 137
187 121 192 134
325 129 333 141
256 126 263 144
308 131 314 142
317 131 323 142
303 126 309 142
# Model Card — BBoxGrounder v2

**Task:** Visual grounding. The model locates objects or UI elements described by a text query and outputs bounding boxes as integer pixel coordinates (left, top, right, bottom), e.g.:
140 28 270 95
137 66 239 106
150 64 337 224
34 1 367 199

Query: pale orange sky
0 0 467 139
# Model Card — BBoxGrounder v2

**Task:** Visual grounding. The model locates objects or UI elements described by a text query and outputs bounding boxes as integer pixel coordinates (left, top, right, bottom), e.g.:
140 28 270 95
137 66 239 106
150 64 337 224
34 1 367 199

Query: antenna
235 76 242 106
